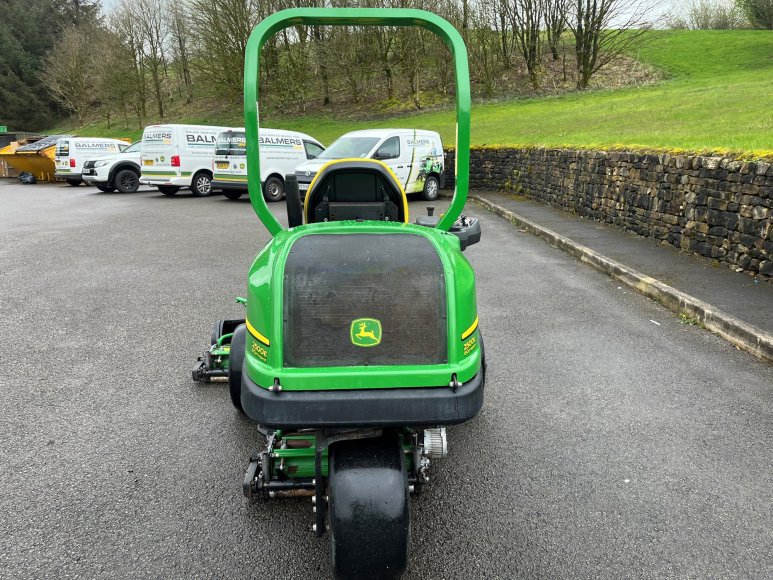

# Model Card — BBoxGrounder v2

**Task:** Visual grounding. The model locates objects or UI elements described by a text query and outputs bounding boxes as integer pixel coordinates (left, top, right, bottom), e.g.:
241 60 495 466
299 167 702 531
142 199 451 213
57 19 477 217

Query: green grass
50 30 773 156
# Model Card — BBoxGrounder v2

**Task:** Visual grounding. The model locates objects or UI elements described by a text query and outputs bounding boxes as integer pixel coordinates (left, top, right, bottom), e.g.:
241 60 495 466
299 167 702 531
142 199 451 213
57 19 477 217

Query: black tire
96 185 115 193
285 176 303 228
66 179 82 187
329 432 409 580
210 320 225 346
191 171 213 197
114 168 140 193
223 189 243 200
263 175 284 202
158 185 179 196
422 175 439 201
228 325 246 413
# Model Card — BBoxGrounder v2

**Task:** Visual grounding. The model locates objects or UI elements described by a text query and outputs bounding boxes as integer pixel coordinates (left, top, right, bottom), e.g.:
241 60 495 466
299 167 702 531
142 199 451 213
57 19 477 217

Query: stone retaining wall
444 148 773 278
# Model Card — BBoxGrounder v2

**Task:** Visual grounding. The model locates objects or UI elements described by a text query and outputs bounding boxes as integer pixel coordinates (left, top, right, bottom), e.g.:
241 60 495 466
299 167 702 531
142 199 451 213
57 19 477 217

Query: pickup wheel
158 185 179 196
422 175 439 201
114 168 140 193
66 179 82 187
191 171 213 197
96 185 116 193
263 176 284 202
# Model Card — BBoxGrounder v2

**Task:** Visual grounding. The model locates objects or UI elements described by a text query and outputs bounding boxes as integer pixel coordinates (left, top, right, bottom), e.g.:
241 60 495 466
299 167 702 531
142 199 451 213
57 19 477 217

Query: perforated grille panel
283 233 447 368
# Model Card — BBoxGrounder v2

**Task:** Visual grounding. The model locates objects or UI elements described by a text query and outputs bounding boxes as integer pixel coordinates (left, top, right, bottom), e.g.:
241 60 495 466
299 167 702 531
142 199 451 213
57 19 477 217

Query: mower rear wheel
329 432 410 580
228 324 246 413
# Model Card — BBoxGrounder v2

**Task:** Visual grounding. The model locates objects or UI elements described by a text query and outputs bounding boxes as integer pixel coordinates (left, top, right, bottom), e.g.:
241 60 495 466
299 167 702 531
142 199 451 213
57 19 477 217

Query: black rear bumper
212 180 247 191
241 367 485 430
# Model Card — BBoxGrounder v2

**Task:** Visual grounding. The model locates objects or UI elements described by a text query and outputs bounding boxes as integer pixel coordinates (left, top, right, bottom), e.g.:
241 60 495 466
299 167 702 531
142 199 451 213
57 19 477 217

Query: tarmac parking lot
1 181 772 579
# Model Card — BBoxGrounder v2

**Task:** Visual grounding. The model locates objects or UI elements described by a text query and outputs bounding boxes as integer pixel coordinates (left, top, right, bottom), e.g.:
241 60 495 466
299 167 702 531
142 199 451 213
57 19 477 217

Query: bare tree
189 0 262 97
169 1 194 103
39 26 96 124
543 0 568 60
110 0 148 125
736 0 773 28
394 25 428 109
565 0 656 89
511 0 542 89
94 29 138 129
493 0 514 67
134 0 169 117
467 0 501 96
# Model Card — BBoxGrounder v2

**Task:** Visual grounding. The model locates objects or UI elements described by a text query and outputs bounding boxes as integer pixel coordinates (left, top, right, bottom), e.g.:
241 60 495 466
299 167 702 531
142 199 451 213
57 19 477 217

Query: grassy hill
50 30 773 157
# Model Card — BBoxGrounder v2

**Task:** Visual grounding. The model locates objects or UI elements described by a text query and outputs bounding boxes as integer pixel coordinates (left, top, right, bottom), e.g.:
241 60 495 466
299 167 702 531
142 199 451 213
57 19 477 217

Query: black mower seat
304 159 409 224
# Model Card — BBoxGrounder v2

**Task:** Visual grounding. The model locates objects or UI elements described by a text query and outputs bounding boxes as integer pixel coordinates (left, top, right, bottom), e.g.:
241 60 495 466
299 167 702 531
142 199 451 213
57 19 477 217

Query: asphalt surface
1 181 772 579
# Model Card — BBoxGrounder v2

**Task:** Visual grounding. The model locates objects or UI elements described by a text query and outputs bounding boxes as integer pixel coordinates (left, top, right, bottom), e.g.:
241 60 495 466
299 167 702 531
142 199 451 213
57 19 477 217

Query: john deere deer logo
350 318 382 347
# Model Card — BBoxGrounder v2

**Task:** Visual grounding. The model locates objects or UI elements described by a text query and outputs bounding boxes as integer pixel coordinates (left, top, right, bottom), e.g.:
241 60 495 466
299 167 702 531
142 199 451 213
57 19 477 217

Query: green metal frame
243 8 471 234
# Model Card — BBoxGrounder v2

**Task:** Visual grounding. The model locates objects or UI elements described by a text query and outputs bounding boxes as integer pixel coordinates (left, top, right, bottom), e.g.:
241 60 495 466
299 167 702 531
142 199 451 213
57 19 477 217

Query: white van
139 124 227 196
294 129 445 201
54 137 129 186
212 128 325 201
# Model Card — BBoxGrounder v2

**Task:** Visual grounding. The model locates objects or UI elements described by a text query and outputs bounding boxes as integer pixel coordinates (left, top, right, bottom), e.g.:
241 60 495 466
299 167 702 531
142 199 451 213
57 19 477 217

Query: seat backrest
304 159 409 224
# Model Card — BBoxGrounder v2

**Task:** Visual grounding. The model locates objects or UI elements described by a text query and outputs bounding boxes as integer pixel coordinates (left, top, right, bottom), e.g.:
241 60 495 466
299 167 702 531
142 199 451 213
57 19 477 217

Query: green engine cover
243 221 480 392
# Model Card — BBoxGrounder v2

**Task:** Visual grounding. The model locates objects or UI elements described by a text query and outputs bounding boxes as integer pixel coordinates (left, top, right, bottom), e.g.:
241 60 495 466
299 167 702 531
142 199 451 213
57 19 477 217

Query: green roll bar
243 8 470 235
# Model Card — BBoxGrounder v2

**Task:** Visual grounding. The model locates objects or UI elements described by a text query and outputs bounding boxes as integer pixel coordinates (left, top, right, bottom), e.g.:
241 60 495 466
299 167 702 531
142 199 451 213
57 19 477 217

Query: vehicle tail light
171 155 180 167
69 159 76 167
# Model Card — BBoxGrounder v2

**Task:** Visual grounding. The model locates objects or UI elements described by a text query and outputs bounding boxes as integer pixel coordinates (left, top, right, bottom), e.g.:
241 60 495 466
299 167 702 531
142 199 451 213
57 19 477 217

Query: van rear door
141 126 177 178
213 130 247 185
55 139 71 173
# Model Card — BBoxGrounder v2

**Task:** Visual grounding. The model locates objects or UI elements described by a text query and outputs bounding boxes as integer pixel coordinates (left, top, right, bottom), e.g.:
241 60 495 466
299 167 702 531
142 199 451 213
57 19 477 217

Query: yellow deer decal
355 322 378 342
351 318 382 347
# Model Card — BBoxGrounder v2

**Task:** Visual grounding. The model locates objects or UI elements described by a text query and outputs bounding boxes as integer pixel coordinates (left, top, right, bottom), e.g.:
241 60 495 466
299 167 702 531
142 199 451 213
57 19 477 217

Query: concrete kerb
472 194 773 365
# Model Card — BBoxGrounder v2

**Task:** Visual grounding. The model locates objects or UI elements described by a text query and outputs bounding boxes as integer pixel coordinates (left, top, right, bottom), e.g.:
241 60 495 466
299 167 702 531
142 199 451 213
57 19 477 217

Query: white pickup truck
82 141 142 193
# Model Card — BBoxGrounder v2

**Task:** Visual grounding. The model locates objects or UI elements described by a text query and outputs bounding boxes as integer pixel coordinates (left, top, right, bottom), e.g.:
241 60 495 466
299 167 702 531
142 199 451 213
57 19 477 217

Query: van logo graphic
305 170 311 177
350 318 382 347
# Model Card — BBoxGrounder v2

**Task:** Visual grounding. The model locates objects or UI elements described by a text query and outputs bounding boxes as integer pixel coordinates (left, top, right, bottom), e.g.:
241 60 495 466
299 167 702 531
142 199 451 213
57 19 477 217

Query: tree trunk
384 65 394 100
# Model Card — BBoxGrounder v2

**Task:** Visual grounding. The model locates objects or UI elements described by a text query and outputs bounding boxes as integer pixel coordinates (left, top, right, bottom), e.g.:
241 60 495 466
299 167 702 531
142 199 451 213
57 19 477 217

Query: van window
375 136 400 160
215 131 247 156
304 141 324 160
56 141 70 156
318 136 380 160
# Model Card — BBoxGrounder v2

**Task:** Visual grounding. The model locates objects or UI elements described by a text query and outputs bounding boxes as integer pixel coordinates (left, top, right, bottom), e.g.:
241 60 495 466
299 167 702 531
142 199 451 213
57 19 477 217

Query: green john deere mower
193 8 484 578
